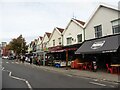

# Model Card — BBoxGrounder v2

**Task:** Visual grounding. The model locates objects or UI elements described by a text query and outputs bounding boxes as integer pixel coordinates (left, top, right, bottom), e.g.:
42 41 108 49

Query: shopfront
75 34 120 70
47 46 65 67
47 43 82 67
33 50 46 66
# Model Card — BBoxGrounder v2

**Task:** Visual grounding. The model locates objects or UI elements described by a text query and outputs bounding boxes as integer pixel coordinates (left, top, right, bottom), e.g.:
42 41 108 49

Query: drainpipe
83 28 85 41
61 34 63 46
43 52 46 66
83 28 85 59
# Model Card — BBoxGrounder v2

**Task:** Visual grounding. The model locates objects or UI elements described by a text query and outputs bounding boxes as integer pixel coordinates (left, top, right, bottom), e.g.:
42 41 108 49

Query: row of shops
32 34 120 72
28 4 120 74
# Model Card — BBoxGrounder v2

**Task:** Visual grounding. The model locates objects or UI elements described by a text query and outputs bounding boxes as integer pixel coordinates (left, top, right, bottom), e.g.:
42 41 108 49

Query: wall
85 6 119 40
63 21 84 46
48 29 62 48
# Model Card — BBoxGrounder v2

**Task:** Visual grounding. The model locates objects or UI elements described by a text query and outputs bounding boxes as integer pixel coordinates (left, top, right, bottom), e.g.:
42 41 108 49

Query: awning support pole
66 49 68 70
82 54 84 59
43 52 46 66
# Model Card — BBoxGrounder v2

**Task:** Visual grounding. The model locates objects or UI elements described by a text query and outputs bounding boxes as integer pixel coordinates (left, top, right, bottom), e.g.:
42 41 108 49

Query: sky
0 0 119 44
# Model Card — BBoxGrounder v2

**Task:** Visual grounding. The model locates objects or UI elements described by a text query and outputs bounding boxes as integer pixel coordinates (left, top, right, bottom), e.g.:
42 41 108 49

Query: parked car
2 56 9 59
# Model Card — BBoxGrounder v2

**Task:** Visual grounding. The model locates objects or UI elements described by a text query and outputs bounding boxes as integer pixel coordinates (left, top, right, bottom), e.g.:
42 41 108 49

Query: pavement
31 64 120 83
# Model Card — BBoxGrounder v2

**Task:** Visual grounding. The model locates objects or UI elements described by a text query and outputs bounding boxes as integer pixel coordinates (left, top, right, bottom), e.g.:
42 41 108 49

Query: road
0 58 119 89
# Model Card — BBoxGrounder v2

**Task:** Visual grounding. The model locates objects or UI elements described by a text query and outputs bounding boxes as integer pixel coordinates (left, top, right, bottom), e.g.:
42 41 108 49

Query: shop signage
91 41 105 49
102 50 117 53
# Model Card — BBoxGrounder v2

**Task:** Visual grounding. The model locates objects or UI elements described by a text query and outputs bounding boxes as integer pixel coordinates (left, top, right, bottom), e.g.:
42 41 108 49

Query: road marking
100 80 119 85
11 62 14 64
93 79 98 81
15 62 19 64
2 67 5 71
0 65 2 69
89 82 106 87
109 85 115 88
67 74 73 77
2 68 32 90
26 81 32 89
6 62 9 63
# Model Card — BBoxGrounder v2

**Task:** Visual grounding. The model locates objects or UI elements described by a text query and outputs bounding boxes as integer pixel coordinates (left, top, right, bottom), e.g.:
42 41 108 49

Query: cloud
0 0 119 44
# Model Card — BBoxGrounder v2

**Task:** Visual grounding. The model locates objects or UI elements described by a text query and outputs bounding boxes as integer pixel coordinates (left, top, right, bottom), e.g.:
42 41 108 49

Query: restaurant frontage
75 34 120 73
47 43 82 68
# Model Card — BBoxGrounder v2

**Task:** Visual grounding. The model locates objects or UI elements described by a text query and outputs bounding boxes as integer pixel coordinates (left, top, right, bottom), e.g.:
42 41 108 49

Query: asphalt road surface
1 58 119 89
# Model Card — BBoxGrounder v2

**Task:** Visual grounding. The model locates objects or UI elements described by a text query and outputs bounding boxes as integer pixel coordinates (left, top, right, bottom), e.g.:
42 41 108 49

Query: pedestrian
36 55 39 65
16 55 18 62
22 55 25 63
91 56 98 72
30 55 33 64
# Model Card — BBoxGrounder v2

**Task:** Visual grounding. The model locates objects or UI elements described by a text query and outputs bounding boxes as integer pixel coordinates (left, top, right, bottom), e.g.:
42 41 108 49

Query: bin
55 63 60 68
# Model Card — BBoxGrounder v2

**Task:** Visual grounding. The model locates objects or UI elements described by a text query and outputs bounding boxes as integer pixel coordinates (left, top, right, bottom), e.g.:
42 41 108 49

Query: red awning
49 47 77 53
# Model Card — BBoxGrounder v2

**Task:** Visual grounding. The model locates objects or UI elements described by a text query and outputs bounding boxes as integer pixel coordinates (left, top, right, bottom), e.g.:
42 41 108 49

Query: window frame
111 19 120 34
77 34 82 43
94 25 102 38
67 37 72 45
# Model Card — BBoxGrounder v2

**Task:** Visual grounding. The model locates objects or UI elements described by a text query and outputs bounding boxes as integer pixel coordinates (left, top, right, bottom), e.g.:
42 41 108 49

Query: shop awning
75 34 120 54
33 50 45 54
49 48 77 53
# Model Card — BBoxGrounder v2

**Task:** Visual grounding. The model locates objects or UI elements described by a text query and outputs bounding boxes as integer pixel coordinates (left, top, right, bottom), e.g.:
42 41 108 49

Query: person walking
91 56 98 72
30 55 33 64
22 55 25 63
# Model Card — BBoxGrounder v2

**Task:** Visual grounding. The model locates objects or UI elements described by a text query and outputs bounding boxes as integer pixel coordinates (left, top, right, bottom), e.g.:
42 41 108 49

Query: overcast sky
0 0 119 44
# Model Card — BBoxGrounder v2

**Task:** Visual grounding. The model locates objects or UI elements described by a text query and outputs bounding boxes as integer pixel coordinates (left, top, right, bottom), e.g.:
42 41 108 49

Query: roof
56 27 64 33
46 32 51 38
48 27 64 43
39 36 43 40
84 3 119 28
73 19 85 26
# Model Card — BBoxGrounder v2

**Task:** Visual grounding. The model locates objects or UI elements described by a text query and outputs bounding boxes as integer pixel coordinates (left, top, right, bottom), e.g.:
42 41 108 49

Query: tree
8 35 28 55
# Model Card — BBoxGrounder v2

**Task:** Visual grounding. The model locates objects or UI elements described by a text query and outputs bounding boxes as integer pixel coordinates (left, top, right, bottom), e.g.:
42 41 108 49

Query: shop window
67 37 72 45
94 25 102 38
112 19 120 34
77 34 82 43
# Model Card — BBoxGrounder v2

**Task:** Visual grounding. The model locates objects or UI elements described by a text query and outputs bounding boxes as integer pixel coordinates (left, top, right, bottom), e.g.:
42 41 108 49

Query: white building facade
84 4 120 40
48 27 64 48
63 18 85 46
42 32 51 51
